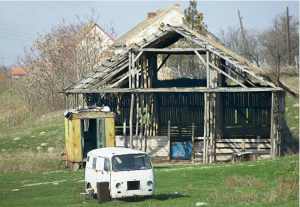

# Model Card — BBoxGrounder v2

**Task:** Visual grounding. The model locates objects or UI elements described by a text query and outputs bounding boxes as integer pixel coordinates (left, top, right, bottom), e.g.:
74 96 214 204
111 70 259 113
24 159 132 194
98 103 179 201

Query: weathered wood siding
157 93 204 141
115 135 169 159
223 92 271 138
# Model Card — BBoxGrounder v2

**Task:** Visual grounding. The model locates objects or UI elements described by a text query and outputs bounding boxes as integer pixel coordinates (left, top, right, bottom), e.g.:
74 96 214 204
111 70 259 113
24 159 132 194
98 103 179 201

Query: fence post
168 120 170 160
192 122 195 162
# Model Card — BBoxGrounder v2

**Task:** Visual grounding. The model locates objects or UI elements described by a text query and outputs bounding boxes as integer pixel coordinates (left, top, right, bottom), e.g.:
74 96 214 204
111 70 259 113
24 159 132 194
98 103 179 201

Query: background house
113 4 184 55
11 67 28 78
76 23 115 69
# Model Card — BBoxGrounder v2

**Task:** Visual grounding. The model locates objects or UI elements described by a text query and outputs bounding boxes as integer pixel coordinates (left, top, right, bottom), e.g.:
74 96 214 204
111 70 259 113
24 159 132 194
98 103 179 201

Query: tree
217 11 299 72
0 66 12 93
218 26 262 67
15 9 116 111
183 0 207 35
258 12 299 69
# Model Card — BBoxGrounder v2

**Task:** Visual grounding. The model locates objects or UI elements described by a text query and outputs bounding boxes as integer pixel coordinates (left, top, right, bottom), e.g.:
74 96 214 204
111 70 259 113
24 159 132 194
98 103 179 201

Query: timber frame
62 24 286 162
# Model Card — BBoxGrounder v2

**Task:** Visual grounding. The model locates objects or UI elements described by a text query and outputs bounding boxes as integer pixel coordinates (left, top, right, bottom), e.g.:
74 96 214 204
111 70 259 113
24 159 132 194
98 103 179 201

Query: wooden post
135 82 139 149
206 50 210 88
203 92 207 164
129 93 134 149
139 94 144 151
168 120 171 160
123 119 126 148
270 91 278 158
241 139 245 152
192 122 195 162
256 135 260 160
129 52 132 89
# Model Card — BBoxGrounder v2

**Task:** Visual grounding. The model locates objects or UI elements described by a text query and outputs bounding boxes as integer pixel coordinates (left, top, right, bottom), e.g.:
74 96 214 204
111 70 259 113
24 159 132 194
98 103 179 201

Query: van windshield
112 154 152 172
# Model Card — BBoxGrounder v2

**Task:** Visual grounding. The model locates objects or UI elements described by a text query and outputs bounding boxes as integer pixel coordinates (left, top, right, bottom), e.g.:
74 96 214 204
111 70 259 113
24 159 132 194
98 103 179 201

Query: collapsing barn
62 24 291 163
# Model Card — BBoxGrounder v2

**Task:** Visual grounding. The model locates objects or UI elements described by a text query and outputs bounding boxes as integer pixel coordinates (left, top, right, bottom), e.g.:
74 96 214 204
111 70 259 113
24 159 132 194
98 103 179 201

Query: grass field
0 155 298 206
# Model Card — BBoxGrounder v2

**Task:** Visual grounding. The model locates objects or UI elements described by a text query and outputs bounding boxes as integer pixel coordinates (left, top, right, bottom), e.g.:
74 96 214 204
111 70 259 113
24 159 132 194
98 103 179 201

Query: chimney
174 4 180 8
147 12 157 19
198 13 203 26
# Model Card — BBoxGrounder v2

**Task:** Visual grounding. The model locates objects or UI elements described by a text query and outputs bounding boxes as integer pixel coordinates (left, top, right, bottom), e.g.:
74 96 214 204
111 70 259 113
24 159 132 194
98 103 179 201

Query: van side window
87 156 90 162
104 158 110 171
92 157 97 169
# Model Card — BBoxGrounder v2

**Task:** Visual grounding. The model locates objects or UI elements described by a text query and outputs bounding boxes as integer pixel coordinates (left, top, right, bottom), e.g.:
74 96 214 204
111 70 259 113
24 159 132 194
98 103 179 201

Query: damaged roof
114 4 184 47
62 24 298 97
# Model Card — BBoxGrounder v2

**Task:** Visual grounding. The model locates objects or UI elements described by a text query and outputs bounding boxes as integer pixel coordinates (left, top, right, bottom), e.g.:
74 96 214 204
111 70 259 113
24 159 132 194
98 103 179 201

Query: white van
85 147 155 199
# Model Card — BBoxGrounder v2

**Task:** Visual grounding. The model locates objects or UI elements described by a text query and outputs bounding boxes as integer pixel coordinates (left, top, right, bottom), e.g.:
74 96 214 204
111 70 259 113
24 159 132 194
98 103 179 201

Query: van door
96 157 110 184
96 118 106 148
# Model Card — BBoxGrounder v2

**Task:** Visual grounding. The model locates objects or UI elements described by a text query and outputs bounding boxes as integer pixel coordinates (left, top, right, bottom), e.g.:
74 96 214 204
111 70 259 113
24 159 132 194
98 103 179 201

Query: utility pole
238 10 250 61
286 6 291 66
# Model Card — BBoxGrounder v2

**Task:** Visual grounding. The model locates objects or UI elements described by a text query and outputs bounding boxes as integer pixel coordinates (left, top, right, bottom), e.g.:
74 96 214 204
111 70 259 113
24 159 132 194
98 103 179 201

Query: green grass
285 92 299 138
0 110 65 153
0 155 298 206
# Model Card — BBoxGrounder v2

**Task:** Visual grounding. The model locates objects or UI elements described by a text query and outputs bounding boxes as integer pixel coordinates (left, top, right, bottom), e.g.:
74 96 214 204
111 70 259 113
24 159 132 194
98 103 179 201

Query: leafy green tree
183 0 207 35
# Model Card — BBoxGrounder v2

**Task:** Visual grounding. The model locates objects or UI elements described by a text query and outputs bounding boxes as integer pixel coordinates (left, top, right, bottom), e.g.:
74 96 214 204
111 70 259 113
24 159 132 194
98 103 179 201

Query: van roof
87 147 146 158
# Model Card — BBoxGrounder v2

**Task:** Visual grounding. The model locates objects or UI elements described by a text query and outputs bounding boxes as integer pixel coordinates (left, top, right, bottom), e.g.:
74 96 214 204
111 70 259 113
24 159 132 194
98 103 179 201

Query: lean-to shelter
62 24 290 162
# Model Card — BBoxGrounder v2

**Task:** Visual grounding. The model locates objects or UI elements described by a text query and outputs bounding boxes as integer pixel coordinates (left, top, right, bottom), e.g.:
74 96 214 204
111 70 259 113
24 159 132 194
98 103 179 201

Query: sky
0 1 299 67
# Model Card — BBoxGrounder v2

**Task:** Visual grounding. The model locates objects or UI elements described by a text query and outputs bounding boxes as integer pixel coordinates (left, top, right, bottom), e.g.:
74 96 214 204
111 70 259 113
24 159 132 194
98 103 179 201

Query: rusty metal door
97 118 106 148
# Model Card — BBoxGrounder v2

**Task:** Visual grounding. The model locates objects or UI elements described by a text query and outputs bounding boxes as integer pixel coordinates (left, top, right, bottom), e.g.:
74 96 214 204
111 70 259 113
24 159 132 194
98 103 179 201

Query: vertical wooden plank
203 92 207 164
135 94 139 149
139 94 144 151
192 122 195 162
270 91 276 158
206 50 210 88
105 118 115 147
129 52 132 89
150 93 154 136
256 135 260 160
242 139 245 152
168 120 171 160
129 93 134 149
123 119 126 148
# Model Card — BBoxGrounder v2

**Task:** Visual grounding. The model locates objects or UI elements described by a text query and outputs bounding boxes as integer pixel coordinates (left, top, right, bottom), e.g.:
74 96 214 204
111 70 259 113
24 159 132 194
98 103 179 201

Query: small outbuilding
64 106 115 165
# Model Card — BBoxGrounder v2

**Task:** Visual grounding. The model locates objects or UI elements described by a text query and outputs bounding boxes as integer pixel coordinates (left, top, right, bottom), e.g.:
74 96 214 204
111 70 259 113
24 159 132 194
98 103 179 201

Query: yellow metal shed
64 107 115 164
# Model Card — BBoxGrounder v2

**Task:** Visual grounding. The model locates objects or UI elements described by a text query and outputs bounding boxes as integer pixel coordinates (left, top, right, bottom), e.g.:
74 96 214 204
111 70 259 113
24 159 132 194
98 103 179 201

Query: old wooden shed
62 24 291 162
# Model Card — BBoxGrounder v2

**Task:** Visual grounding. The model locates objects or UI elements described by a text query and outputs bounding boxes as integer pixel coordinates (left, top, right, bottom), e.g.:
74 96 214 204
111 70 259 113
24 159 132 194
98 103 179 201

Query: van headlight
147 181 153 186
116 183 121 188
